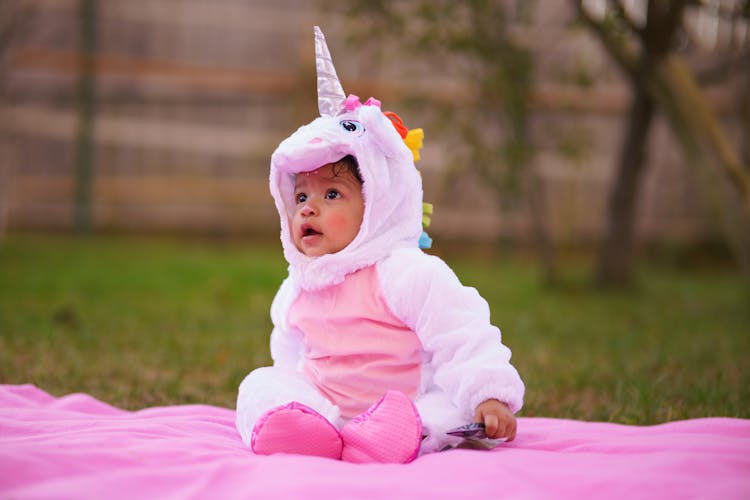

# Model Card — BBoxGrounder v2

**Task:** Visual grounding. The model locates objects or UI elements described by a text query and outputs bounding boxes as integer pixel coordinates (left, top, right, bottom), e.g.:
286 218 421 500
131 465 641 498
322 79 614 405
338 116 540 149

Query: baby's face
292 163 364 257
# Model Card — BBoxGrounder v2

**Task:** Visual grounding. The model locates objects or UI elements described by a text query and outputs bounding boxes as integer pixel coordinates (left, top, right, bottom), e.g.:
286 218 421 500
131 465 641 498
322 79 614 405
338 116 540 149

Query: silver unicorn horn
314 26 346 117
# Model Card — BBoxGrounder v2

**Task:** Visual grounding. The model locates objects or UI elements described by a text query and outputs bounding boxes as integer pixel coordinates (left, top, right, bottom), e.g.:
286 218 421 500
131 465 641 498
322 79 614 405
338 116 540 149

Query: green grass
1 235 748 424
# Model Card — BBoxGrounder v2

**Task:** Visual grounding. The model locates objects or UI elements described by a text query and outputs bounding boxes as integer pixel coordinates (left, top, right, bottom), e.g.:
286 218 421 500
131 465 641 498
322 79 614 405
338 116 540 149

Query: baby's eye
325 190 341 200
339 120 364 136
295 193 307 204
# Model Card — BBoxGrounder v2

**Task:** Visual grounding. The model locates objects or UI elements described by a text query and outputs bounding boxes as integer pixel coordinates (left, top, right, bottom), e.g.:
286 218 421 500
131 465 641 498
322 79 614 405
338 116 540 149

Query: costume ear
359 106 411 160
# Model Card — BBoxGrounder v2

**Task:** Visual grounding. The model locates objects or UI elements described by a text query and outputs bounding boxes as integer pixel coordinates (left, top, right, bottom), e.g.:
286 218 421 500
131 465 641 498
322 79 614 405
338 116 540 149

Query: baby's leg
414 390 467 455
235 366 340 446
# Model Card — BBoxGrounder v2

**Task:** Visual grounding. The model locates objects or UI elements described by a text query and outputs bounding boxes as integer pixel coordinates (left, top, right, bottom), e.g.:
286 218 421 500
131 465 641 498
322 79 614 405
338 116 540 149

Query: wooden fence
1 0 745 245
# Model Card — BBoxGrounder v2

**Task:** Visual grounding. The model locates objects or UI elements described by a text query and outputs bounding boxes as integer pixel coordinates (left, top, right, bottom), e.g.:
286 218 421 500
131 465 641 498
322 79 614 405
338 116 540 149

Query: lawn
1 235 748 424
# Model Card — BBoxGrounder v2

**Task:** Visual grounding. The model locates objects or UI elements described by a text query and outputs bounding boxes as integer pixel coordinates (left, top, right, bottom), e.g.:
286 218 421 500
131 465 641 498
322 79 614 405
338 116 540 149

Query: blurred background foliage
337 0 750 285
0 0 747 284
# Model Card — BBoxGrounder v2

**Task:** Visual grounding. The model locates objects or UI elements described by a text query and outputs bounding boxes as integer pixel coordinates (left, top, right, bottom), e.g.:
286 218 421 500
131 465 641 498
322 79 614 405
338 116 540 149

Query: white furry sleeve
268 277 304 370
377 248 524 419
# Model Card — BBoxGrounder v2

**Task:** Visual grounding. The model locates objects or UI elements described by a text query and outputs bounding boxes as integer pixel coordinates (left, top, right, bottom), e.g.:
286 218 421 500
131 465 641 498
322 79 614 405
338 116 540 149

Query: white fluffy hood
270 99 423 290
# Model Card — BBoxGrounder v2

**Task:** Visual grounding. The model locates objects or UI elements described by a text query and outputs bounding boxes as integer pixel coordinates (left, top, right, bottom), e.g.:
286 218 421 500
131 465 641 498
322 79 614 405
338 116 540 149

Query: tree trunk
576 0 750 281
74 0 97 233
596 85 655 287
525 166 557 284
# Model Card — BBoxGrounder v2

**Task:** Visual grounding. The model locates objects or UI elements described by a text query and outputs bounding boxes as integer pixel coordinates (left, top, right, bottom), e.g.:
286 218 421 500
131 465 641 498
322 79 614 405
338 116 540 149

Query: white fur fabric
269 104 423 291
237 98 524 455
376 248 525 419
236 248 525 453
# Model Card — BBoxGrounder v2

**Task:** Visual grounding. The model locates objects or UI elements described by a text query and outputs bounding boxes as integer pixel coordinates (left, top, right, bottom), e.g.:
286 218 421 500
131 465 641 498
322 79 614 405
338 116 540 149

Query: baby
236 27 524 463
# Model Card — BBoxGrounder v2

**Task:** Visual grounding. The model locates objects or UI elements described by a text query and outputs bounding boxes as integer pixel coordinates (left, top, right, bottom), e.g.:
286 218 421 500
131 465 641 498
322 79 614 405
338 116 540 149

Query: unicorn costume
236 27 524 463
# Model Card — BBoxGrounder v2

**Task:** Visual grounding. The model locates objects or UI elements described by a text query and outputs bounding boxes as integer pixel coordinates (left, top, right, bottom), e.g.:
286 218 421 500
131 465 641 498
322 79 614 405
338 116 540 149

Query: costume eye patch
339 120 365 136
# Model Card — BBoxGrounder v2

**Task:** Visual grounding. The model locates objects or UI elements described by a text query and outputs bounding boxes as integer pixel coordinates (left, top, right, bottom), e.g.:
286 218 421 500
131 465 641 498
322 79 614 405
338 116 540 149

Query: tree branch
572 0 639 80
611 0 643 35
642 0 688 58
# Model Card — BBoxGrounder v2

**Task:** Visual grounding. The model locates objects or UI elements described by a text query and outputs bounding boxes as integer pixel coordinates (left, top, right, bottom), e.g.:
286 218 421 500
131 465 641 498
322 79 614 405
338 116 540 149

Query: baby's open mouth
301 224 321 237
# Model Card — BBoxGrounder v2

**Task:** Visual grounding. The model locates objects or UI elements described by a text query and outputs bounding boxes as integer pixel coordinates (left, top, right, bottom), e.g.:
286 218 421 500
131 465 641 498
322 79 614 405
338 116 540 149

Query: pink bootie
251 402 343 459
341 391 422 464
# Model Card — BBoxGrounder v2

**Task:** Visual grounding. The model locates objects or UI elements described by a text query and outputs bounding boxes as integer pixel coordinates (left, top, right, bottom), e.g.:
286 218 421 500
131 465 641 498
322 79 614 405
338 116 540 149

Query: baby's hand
474 399 517 441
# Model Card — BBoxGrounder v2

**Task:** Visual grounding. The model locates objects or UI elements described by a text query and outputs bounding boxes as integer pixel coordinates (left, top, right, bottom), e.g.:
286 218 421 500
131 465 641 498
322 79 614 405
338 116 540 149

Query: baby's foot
341 390 422 464
251 401 343 459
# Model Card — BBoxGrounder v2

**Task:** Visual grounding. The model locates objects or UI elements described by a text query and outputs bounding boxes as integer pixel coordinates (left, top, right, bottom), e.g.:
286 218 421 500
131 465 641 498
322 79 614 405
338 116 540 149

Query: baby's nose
300 203 317 216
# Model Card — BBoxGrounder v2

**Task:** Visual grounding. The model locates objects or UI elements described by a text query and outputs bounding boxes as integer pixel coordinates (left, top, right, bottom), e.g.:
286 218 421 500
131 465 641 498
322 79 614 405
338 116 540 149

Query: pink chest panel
287 265 423 418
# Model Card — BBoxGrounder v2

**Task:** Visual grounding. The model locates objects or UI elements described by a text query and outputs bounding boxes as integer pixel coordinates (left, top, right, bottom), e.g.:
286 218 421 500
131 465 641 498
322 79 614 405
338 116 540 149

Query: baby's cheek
325 213 349 230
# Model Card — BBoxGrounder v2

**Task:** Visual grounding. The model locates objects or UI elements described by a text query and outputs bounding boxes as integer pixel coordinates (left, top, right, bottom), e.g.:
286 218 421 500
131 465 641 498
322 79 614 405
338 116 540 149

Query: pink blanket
1 385 748 499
